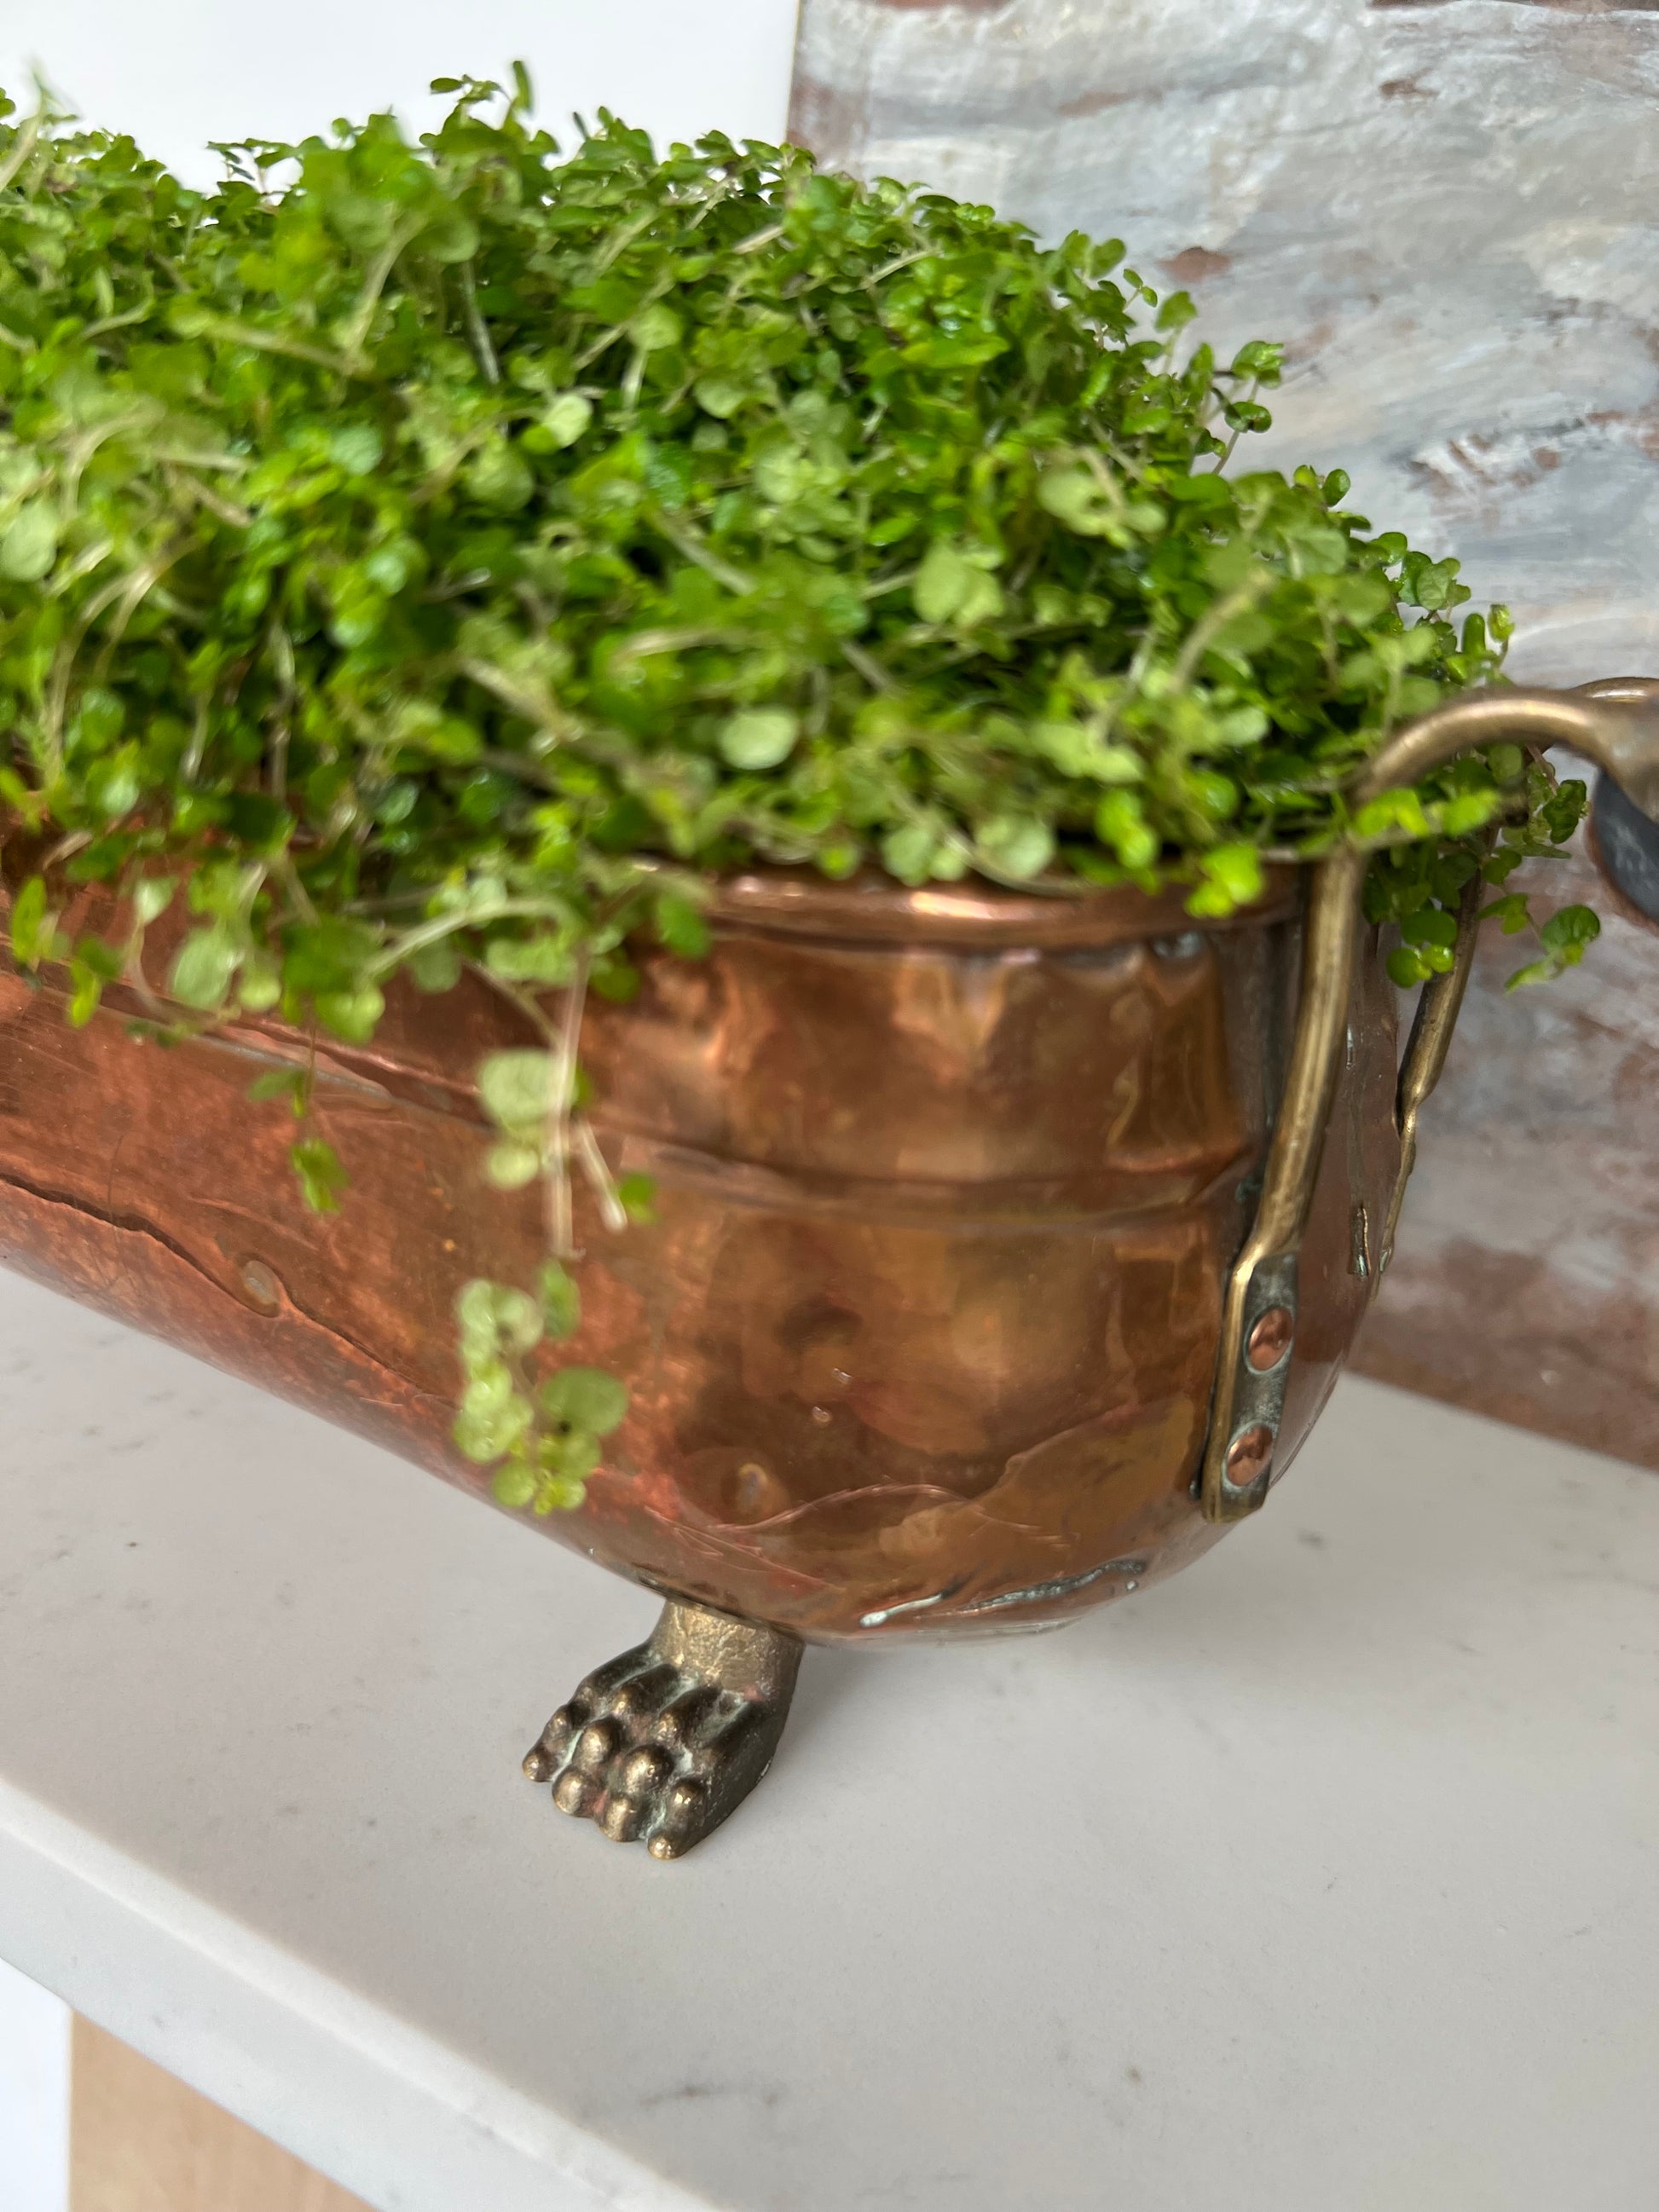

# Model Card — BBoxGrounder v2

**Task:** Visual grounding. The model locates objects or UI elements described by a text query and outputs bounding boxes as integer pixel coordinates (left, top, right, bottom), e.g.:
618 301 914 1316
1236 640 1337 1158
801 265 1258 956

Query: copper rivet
237 1259 281 1315
1226 1423 1275 1487
1246 1305 1295 1372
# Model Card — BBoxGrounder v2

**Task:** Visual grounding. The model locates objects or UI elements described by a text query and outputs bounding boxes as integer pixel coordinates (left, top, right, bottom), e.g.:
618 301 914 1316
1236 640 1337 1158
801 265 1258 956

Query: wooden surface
71 2019 368 2212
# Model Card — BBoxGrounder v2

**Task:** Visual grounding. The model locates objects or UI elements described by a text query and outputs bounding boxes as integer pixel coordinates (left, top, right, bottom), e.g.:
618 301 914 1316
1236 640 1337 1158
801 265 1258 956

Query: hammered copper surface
0 869 1401 1643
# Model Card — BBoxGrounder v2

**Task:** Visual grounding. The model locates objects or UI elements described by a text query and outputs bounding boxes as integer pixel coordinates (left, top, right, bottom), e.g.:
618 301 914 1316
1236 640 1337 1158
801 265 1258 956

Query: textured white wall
0 0 802 182
0 1955 69 2212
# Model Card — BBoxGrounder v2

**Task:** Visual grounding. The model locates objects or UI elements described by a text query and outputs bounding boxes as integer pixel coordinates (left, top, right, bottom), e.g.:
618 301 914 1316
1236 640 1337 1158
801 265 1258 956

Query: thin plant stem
546 948 591 1260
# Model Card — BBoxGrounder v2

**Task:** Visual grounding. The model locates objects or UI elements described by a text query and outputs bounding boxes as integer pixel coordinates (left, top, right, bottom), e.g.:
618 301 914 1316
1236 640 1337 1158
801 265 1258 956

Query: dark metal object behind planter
0 684 1656 1855
1593 771 1659 927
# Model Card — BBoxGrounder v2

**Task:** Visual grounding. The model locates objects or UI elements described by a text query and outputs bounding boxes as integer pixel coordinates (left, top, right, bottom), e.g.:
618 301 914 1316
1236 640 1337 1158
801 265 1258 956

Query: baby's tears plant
0 75 1597 1511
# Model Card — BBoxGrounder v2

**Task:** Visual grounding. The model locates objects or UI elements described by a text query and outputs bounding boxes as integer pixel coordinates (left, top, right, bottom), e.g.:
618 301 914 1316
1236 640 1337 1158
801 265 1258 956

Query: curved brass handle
1200 682 1659 1522
1378 851 1487 1273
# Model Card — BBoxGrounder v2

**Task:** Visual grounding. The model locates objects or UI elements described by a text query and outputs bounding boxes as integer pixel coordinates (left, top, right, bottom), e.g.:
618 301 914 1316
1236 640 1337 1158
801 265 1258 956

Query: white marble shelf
0 1268 1656 2211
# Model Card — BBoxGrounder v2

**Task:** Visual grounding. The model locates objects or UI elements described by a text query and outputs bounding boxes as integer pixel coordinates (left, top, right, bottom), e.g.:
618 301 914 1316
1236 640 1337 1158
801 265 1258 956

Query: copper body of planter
0 868 1402 1643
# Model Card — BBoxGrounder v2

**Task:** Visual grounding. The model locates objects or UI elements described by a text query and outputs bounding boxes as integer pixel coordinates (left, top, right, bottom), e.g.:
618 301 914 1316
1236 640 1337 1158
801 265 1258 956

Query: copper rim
706 864 1303 947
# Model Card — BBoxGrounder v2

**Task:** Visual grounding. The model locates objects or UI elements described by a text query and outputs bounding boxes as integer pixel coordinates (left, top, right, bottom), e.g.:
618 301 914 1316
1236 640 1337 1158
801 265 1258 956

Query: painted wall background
792 0 1659 681
0 1954 69 2212
790 0 1659 1466
0 0 801 184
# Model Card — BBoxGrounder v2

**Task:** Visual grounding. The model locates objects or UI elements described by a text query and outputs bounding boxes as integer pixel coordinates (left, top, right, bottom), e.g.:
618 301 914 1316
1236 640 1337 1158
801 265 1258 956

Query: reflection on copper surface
0 867 1399 1644
1246 1305 1296 1372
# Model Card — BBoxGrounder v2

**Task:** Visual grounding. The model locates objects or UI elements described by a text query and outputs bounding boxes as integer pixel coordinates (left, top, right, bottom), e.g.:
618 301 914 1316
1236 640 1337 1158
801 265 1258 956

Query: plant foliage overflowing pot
3 83 1659 1855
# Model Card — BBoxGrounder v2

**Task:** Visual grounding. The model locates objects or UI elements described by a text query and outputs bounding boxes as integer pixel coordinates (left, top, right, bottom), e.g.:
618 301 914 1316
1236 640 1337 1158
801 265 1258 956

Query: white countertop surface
0 1268 1655 2211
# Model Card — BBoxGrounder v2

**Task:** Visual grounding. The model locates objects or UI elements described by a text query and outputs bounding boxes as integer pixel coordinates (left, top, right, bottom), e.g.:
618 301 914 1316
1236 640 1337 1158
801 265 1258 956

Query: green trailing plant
0 75 1598 1513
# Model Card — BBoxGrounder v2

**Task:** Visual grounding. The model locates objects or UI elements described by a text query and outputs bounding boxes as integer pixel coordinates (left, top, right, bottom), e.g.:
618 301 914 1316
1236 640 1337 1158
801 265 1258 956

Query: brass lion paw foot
523 1598 802 1859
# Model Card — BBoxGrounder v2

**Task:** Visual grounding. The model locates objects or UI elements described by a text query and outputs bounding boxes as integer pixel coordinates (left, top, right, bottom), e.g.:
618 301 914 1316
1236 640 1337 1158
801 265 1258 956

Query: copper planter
0 869 1391 1637
3 680 1657 1854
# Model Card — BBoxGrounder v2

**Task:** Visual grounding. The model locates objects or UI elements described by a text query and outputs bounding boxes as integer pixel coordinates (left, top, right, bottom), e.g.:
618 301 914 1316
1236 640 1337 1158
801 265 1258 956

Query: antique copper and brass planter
2 684 1656 1856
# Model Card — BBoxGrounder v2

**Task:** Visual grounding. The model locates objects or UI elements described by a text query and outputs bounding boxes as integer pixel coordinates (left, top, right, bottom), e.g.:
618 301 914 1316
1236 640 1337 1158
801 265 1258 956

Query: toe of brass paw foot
524 1598 802 1858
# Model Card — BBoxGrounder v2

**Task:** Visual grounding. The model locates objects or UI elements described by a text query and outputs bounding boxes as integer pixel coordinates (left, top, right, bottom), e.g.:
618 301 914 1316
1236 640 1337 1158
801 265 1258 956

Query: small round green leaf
486 1140 543 1189
543 393 593 448
540 1364 629 1435
693 375 747 419
632 303 682 353
492 1461 537 1509
477 1050 558 1131
0 502 61 583
719 709 798 771
914 542 973 624
170 926 240 1009
974 815 1054 881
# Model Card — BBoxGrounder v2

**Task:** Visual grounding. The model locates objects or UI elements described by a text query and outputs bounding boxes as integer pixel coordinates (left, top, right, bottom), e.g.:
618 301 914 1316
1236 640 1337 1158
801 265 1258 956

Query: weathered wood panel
789 0 1659 1467
72 2018 367 2212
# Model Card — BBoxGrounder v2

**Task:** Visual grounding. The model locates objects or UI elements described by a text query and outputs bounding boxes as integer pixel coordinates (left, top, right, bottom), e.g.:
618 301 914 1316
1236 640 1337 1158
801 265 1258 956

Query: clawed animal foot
523 1599 801 1858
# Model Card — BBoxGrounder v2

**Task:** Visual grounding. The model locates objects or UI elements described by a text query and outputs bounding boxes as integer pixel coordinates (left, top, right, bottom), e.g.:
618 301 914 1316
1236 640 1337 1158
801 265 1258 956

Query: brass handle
1377 854 1487 1273
1199 682 1659 1522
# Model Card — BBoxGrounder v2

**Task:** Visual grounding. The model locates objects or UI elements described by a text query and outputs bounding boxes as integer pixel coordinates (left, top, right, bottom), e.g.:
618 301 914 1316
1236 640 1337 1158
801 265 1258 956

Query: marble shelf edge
0 1778 707 2212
